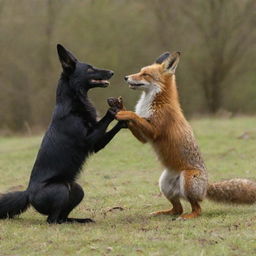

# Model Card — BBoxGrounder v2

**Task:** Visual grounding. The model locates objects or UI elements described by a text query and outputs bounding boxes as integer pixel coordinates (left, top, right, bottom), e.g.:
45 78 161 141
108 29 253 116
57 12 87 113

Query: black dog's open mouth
90 79 110 87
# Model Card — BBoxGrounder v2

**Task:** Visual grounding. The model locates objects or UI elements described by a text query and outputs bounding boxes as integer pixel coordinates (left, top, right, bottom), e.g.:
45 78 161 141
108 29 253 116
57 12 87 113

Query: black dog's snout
124 76 128 81
109 71 114 77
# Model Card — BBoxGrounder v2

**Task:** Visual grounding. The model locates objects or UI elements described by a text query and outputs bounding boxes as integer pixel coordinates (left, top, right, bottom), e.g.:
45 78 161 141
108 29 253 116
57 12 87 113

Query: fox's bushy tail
207 178 256 204
0 190 30 219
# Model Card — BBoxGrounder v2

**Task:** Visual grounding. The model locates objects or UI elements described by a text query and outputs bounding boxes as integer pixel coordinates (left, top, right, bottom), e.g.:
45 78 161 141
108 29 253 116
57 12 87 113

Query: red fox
116 52 256 219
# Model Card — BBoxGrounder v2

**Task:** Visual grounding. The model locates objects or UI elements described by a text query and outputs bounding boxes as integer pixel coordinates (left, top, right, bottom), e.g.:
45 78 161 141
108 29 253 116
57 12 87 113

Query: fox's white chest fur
135 88 160 118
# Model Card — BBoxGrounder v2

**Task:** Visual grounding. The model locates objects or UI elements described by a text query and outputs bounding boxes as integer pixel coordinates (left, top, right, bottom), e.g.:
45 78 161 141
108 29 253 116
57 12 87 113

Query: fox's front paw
116 111 135 121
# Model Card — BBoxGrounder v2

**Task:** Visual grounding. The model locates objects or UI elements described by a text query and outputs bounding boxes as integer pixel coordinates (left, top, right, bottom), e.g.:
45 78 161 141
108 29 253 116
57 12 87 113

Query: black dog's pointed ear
155 52 170 64
57 44 77 74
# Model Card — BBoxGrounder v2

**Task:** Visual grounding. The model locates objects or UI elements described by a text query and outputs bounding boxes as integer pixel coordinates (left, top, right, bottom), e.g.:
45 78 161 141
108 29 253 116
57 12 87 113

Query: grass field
0 117 256 256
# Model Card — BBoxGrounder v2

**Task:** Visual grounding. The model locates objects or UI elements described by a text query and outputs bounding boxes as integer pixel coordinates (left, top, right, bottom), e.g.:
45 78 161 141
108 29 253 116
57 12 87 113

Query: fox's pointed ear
155 52 170 64
162 51 181 74
57 44 77 74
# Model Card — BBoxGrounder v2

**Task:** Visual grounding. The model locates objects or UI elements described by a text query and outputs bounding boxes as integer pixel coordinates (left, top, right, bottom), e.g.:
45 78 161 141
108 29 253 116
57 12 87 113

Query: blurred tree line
0 0 255 132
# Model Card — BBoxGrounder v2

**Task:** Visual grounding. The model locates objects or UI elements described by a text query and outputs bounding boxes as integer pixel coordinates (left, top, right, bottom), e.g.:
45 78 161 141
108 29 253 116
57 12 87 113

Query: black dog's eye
87 68 94 73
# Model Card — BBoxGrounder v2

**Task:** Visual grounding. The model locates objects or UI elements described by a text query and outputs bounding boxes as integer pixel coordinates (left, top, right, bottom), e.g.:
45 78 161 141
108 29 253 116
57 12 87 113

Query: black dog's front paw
107 107 118 119
117 120 128 129
107 96 124 110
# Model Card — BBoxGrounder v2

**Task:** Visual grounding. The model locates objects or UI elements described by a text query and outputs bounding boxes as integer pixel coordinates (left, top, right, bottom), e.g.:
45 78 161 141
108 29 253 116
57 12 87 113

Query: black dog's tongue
107 96 124 109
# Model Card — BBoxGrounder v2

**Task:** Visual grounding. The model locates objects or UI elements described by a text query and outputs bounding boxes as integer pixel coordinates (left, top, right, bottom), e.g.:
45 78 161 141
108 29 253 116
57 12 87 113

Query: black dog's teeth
91 79 109 84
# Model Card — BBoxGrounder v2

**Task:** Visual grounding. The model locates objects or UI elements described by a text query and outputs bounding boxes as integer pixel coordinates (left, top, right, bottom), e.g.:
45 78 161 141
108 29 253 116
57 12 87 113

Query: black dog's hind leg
31 183 69 224
94 121 127 153
58 183 94 224
30 183 92 224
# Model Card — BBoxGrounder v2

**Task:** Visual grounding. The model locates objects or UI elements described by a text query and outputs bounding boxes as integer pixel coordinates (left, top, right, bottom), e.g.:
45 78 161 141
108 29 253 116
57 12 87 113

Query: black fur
155 52 170 64
0 44 126 224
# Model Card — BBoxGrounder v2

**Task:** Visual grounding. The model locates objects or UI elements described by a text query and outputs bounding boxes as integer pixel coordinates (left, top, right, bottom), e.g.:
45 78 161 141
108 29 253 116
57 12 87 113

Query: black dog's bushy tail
0 190 30 219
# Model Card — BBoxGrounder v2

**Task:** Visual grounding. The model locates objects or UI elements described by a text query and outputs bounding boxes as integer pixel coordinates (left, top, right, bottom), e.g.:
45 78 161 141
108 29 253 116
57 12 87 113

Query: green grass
0 117 256 256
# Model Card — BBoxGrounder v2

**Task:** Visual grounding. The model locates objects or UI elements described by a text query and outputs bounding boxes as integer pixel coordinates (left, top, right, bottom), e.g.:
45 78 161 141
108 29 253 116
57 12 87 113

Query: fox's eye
143 73 153 79
87 68 94 73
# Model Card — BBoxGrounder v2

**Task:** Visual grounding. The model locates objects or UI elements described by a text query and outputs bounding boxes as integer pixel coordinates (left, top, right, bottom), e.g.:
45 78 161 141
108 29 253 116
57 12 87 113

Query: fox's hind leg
179 199 201 219
150 196 183 216
178 170 207 219
150 169 183 216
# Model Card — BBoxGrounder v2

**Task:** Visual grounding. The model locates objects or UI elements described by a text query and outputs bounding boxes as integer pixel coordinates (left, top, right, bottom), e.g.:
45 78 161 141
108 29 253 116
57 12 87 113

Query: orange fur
127 121 147 143
150 197 183 216
180 201 201 219
116 74 198 172
118 52 256 219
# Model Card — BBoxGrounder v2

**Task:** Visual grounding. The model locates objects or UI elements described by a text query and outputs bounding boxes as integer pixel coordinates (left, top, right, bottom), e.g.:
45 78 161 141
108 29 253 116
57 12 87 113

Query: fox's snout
124 76 128 81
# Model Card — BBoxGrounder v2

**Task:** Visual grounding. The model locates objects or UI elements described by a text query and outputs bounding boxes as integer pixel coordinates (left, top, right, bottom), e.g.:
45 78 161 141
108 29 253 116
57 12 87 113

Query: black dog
0 44 126 224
